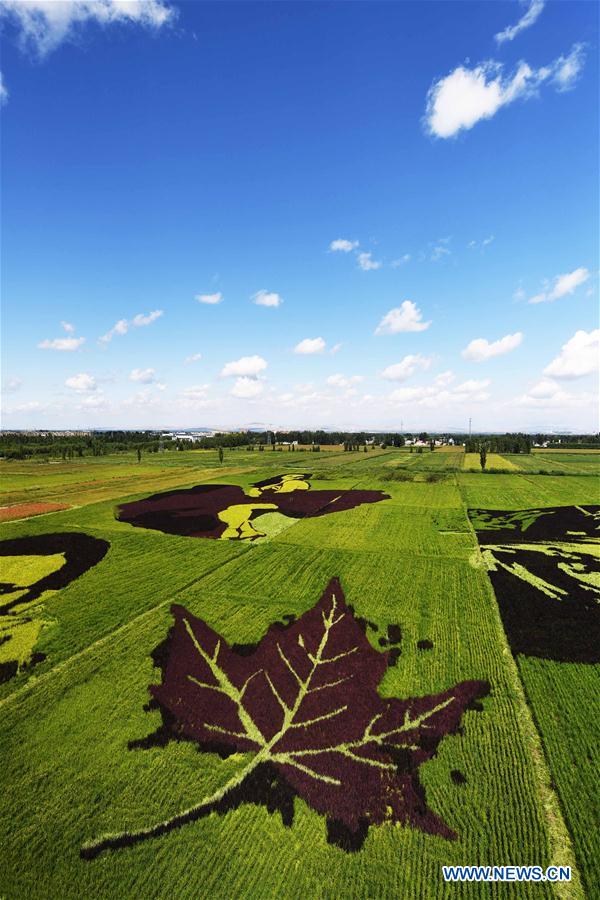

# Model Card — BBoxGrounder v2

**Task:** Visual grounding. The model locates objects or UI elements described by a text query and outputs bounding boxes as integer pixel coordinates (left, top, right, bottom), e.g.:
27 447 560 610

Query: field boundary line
455 475 583 900
0 548 251 712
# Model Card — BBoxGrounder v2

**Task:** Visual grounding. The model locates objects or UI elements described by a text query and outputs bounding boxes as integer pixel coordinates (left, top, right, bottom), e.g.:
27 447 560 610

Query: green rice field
1 447 598 899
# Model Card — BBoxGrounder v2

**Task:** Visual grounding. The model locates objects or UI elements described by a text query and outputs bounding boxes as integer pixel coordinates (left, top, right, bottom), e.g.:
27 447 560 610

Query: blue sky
1 0 598 432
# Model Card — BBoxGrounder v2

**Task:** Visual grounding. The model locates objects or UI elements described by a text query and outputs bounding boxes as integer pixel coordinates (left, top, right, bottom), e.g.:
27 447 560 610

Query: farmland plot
0 455 595 898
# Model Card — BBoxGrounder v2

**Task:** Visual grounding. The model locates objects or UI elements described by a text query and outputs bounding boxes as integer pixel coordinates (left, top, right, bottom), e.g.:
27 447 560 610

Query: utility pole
469 417 472 439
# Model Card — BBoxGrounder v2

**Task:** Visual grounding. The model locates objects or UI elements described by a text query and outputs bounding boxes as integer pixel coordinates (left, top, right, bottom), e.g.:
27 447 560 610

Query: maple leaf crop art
82 579 489 859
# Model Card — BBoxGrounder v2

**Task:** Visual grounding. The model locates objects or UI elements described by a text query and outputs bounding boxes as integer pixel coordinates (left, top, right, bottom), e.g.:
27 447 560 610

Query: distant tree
364 445 367 452
137 448 142 463
429 440 435 452
479 443 488 471
258 444 264 452
218 446 224 464
417 447 423 454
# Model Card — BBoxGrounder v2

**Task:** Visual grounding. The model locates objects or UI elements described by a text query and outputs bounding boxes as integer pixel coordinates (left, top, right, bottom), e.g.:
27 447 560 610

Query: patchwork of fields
1 448 598 898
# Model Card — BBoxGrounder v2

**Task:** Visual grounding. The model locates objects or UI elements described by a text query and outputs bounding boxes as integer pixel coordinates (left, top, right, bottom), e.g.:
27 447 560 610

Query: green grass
0 453 597 897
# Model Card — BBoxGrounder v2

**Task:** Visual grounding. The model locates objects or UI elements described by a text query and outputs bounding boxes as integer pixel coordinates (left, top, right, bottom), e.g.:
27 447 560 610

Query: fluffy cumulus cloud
231 377 264 399
529 267 590 304
425 44 586 139
329 239 358 253
390 378 491 408
65 372 96 392
129 368 156 384
462 331 523 362
196 292 223 305
294 337 326 355
495 0 545 44
99 310 163 344
185 352 202 364
326 373 364 388
357 251 382 271
514 376 596 409
381 354 432 381
375 301 431 335
220 355 267 377
252 290 283 308
0 0 174 58
543 329 599 379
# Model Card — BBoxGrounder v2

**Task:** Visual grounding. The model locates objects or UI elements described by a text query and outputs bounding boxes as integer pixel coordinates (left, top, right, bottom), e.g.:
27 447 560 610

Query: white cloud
543 329 599 379
357 251 382 271
468 235 495 250
1 376 22 393
221 355 267 377
454 379 491 394
0 0 174 58
390 254 411 268
528 378 560 399
513 285 526 302
425 45 586 139
375 301 431 335
329 239 358 252
38 335 85 351
80 393 108 410
330 342 342 355
294 337 326 355
552 44 587 92
514 377 596 409
390 377 491 407
99 318 128 344
132 309 163 326
130 367 156 384
181 384 209 399
528 267 590 303
0 72 8 105
99 310 162 344
381 354 432 381
326 374 364 388
3 400 42 414
65 372 96 392
196 292 223 305
185 352 203 364
61 320 75 333
495 0 545 44
462 331 523 362
252 290 283 308
231 377 264 399
431 244 451 262
435 370 455 387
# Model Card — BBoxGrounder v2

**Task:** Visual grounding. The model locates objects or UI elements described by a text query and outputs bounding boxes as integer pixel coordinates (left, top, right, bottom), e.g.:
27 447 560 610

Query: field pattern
0 448 598 898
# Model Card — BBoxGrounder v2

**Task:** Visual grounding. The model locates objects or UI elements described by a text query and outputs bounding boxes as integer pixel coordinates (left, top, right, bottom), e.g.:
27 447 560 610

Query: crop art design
470 505 599 663
0 533 109 683
82 578 489 859
116 473 390 541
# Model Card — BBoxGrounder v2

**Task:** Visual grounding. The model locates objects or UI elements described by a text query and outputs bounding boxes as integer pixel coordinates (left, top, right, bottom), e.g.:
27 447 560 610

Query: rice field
0 448 598 898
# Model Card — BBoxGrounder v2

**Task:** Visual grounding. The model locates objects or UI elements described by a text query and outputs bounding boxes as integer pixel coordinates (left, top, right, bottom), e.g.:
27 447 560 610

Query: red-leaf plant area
82 579 489 859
